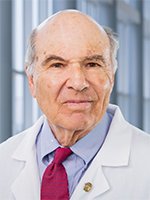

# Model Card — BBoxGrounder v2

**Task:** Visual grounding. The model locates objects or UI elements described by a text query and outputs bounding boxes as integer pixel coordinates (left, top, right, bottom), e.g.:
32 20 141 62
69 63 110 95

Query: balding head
37 10 86 29
25 9 119 75
37 10 106 35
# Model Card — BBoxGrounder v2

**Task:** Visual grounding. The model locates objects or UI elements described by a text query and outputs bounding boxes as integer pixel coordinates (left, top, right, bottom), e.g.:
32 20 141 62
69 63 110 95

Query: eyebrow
41 55 65 66
83 55 104 62
41 54 105 66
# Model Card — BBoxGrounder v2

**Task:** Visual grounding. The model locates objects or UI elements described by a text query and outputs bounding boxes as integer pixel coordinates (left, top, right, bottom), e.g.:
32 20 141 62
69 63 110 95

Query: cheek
95 76 113 99
103 79 112 91
35 73 64 101
100 69 114 92
35 78 46 104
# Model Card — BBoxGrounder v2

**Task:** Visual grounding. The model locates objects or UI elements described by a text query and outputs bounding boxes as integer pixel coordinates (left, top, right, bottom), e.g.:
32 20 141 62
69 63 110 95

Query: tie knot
53 148 72 164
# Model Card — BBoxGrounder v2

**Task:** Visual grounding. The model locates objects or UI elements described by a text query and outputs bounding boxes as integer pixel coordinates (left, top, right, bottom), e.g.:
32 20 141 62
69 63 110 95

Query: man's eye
52 63 63 68
87 63 99 68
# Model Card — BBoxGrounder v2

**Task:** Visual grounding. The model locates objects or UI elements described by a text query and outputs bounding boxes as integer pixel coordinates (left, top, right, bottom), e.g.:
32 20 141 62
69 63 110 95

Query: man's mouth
63 100 93 109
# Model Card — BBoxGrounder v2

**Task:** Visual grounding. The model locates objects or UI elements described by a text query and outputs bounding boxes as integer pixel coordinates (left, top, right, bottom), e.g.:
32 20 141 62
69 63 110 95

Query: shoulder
108 104 150 137
108 103 150 152
0 131 27 158
0 115 45 160
130 125 150 154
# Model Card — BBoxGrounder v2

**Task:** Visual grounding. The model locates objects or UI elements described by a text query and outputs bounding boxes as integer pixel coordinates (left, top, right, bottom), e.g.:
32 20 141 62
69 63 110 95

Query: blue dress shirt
36 111 112 197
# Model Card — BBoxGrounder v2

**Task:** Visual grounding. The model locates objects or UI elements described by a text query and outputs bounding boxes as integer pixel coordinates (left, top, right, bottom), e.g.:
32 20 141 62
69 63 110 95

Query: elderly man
0 10 150 200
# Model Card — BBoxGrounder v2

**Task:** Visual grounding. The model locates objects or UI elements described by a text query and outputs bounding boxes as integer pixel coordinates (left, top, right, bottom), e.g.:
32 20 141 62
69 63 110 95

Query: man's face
28 12 114 140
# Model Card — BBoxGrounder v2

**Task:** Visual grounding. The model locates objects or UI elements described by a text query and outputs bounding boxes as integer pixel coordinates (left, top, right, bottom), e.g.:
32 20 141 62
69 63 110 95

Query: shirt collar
40 118 60 162
70 112 112 165
40 111 112 166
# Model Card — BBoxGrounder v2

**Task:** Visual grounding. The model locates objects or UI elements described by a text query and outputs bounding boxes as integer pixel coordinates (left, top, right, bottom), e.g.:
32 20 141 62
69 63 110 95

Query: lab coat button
84 182 92 192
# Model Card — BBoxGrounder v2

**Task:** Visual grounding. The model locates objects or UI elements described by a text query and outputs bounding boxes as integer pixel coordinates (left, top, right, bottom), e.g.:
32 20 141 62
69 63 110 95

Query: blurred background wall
0 0 150 143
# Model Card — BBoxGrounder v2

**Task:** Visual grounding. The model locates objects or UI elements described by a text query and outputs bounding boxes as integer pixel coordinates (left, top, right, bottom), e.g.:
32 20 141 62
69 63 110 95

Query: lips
65 100 92 103
63 100 93 110
64 99 93 104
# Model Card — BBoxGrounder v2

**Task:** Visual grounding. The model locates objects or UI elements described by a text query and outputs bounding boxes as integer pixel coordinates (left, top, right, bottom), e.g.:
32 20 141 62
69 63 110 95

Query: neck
47 120 93 147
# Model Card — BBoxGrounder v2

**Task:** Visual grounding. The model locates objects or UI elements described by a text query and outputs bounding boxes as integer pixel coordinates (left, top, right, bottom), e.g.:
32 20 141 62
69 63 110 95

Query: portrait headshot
0 1 150 200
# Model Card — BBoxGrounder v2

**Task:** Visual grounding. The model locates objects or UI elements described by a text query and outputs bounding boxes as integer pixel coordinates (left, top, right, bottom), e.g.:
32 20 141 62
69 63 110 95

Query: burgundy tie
41 147 72 200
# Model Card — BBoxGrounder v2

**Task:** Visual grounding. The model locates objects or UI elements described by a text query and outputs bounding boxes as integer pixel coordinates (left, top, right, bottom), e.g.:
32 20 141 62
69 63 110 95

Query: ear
25 64 36 98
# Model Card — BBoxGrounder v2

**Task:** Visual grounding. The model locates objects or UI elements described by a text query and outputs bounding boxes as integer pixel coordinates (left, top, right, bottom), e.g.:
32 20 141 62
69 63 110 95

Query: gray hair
25 26 119 75
25 28 37 75
103 26 119 73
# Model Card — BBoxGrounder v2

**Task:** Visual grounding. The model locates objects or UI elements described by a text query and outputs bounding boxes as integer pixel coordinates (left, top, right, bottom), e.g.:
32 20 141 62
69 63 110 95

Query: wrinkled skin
26 10 114 147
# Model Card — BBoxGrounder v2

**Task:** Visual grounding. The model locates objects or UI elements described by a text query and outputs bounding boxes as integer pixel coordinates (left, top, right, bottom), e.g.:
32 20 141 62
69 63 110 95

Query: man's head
25 10 119 146
25 10 118 76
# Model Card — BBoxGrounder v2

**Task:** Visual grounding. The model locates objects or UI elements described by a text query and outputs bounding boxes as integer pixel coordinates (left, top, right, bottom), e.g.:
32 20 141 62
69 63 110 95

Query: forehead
35 12 110 60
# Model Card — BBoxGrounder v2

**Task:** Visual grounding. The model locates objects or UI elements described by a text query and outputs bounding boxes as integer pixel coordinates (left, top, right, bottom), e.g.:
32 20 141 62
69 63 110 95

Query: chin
63 118 94 133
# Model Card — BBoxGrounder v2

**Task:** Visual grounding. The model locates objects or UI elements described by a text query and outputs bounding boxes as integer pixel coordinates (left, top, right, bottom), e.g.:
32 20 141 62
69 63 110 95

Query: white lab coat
0 104 150 200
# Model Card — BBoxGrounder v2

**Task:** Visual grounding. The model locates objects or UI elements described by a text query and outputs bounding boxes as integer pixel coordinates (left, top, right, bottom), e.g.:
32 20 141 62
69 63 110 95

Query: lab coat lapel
70 163 110 200
11 148 40 200
71 105 132 200
11 116 45 200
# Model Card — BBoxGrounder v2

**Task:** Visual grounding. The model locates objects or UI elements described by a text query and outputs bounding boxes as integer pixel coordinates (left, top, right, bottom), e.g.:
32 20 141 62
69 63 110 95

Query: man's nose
66 65 89 92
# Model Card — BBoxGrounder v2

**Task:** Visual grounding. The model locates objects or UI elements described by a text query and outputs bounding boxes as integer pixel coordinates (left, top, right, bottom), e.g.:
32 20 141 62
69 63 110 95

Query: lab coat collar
71 105 132 200
11 115 45 200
